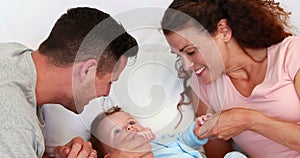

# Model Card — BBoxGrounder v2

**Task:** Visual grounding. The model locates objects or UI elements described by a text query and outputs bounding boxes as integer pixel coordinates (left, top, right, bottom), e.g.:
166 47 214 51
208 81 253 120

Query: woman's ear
216 19 232 42
80 59 98 82
104 153 111 158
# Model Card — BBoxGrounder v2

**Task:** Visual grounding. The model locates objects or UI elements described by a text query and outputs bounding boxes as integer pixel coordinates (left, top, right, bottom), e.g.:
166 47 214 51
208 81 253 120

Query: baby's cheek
113 132 129 145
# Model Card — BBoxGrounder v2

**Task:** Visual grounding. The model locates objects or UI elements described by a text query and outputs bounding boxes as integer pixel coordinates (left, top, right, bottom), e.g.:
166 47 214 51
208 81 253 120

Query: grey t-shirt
0 43 44 157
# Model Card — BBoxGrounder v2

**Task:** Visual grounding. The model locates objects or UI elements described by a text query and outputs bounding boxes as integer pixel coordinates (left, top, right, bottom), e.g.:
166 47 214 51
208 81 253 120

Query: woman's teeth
195 66 206 75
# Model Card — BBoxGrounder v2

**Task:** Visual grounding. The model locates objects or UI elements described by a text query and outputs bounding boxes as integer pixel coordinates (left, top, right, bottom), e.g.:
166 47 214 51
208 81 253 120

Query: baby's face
109 111 148 133
97 111 155 154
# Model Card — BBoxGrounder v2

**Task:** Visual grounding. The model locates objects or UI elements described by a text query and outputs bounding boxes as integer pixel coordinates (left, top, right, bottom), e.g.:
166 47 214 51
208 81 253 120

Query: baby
90 106 208 158
90 106 247 158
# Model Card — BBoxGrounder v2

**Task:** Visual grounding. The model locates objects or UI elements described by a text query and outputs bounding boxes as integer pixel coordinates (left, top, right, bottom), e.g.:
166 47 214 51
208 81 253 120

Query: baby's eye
129 121 136 125
113 129 122 135
176 54 180 58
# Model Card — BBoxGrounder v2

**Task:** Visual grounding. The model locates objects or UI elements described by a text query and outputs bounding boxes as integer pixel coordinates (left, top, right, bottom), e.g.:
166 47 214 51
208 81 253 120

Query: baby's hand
137 127 155 142
196 113 213 125
194 113 213 135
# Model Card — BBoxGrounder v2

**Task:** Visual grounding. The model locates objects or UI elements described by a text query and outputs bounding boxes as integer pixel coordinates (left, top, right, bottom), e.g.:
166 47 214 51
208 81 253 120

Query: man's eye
113 129 122 135
129 121 136 125
187 51 195 55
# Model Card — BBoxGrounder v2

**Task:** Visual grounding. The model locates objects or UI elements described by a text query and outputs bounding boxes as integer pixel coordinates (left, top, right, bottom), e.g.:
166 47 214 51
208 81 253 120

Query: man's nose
103 82 112 97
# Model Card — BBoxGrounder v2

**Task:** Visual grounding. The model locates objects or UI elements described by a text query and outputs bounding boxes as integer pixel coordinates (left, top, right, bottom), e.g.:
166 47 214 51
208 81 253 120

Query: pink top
192 36 300 158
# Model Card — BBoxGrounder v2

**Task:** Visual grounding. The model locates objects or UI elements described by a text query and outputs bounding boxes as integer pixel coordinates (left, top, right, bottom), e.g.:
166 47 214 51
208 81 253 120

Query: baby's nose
127 125 135 132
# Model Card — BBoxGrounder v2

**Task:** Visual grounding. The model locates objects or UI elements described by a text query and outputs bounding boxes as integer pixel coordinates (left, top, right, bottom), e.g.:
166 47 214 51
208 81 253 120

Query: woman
161 0 300 158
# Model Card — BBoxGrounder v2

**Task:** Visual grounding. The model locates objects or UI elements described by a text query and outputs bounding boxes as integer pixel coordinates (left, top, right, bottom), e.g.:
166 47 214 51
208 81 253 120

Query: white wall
0 0 298 49
0 0 172 49
276 0 300 35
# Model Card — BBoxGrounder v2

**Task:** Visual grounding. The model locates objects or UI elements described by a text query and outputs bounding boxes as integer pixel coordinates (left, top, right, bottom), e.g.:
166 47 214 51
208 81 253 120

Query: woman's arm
203 139 233 158
191 90 233 158
202 107 300 153
249 110 300 152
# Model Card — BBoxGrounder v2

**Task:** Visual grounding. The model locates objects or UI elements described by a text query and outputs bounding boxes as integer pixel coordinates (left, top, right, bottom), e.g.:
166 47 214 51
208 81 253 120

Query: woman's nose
181 56 194 71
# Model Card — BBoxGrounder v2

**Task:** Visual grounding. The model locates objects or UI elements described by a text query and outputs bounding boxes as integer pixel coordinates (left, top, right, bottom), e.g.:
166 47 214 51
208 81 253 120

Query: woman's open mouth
195 66 206 77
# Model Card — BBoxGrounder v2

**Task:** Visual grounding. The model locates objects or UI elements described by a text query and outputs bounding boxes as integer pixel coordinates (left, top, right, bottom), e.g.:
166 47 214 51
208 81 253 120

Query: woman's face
165 27 225 84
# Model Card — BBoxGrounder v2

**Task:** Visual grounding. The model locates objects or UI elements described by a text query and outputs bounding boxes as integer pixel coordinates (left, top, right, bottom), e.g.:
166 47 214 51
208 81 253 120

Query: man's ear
216 19 232 42
80 59 98 82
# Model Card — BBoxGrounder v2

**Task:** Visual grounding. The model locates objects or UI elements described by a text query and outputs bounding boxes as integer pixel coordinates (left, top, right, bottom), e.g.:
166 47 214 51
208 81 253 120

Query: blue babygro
151 122 208 158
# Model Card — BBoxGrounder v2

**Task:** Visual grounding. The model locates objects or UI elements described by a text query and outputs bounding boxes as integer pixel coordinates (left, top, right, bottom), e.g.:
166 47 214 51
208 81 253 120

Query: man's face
72 72 113 113
111 55 128 82
72 55 129 113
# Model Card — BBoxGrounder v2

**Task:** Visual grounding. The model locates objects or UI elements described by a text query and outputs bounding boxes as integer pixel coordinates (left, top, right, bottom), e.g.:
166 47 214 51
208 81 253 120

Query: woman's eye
129 121 136 125
187 51 195 55
113 129 122 135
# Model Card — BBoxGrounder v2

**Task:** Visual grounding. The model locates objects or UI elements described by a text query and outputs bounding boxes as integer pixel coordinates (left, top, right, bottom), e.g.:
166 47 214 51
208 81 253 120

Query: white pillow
42 97 105 157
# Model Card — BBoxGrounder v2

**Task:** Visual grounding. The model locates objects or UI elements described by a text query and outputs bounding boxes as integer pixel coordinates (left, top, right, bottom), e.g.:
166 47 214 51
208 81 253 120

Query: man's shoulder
0 42 37 107
0 42 29 50
0 42 32 57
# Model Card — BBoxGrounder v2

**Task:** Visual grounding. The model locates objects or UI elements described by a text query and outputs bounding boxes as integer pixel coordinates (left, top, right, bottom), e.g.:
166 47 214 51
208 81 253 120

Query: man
0 7 138 158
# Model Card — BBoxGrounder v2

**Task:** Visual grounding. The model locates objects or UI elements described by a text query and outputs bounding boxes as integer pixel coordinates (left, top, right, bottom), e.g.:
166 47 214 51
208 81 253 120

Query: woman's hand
198 107 300 152
196 108 259 140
